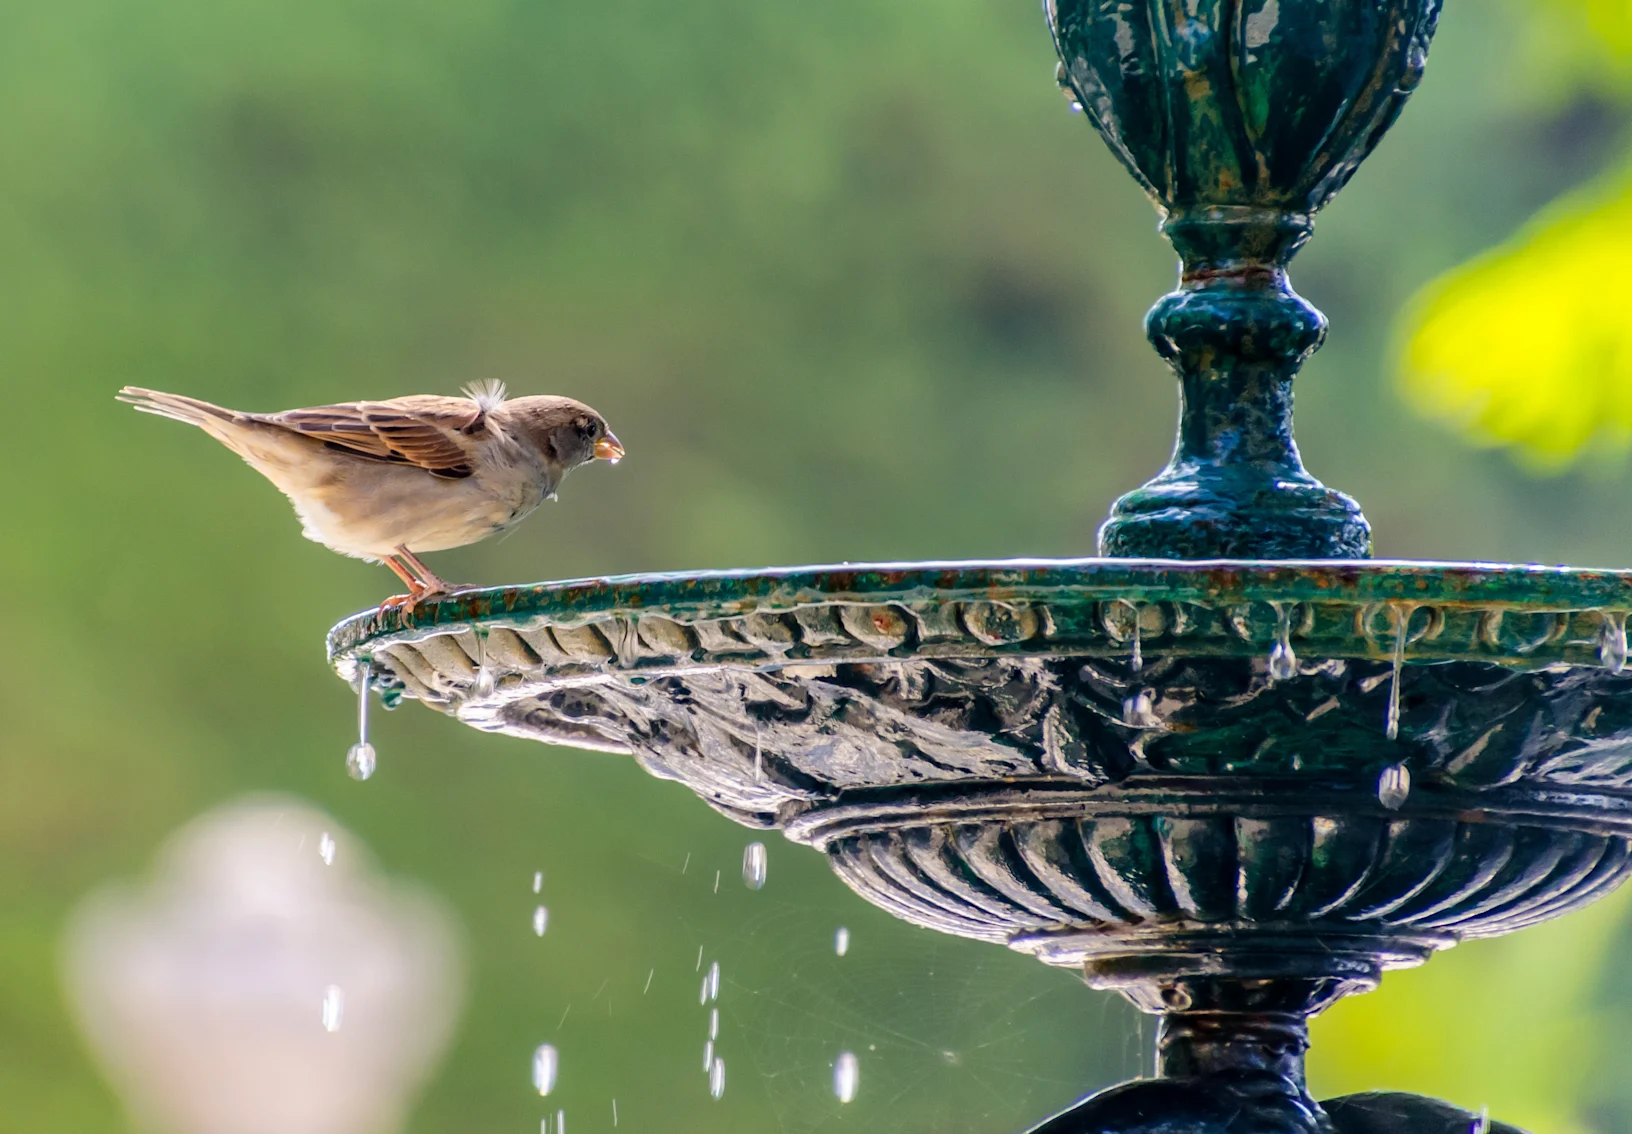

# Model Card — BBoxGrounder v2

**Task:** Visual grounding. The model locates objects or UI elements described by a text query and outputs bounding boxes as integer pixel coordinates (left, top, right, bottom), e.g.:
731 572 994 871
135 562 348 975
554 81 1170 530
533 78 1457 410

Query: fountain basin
329 558 1632 1001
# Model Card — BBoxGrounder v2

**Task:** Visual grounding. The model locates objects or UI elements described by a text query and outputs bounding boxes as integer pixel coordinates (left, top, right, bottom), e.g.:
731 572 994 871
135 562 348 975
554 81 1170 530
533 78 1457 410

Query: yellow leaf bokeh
1398 172 1632 469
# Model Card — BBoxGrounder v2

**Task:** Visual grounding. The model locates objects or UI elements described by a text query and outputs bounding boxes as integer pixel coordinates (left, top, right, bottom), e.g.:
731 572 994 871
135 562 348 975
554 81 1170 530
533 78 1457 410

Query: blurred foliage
1314 887 1632 1134
1400 173 1632 468
1398 0 1632 469
4 0 1632 1130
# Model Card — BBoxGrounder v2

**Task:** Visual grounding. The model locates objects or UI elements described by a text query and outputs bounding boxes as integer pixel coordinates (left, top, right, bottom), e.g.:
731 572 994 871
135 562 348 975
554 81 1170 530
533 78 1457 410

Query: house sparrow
117 380 623 608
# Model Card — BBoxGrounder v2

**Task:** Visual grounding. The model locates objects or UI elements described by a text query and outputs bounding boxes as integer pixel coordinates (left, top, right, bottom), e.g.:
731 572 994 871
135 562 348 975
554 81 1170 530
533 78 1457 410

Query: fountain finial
1049 0 1443 559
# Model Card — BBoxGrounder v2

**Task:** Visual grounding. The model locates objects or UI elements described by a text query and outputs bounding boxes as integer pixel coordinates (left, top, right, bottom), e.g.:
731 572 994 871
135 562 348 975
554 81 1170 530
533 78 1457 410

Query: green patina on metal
330 558 1632 660
1050 0 1442 559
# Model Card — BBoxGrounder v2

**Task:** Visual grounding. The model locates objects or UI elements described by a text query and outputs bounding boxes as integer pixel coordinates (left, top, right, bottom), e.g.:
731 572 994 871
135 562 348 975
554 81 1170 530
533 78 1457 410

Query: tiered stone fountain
329 3 1632 1129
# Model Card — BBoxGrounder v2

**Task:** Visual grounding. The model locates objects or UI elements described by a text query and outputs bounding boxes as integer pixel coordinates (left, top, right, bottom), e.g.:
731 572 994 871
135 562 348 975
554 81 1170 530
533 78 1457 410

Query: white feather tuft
461 379 509 411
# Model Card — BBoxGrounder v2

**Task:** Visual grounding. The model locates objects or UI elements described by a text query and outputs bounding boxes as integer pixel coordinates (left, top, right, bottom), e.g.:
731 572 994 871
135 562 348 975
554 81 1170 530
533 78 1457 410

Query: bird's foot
378 584 474 620
376 592 418 618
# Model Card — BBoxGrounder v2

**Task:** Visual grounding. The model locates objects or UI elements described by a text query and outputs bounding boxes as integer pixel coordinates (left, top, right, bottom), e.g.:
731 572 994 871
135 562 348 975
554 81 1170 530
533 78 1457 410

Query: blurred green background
5 0 1632 1130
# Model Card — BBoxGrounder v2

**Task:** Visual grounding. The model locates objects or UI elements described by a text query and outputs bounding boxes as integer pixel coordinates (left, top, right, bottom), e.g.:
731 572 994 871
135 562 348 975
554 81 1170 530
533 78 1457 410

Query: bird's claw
377 592 417 618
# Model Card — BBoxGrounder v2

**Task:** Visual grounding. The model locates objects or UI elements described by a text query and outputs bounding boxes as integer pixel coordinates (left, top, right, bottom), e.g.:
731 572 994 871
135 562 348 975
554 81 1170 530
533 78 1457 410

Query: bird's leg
378 555 427 613
394 546 468 597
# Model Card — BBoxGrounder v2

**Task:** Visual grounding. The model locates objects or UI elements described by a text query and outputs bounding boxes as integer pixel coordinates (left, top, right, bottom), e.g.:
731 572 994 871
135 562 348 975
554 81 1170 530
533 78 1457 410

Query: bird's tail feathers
117 387 243 429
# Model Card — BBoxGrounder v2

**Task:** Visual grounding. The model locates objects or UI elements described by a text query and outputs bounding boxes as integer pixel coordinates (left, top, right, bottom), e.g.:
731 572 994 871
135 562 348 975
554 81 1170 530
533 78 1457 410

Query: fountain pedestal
328 3 1628 1130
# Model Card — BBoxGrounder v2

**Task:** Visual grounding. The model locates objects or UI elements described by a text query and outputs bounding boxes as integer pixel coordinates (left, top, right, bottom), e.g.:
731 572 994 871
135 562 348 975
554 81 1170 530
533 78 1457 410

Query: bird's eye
579 418 600 439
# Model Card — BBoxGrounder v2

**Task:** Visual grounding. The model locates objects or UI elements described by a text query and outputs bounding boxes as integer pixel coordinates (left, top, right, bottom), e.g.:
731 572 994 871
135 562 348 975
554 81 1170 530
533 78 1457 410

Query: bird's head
504 395 624 471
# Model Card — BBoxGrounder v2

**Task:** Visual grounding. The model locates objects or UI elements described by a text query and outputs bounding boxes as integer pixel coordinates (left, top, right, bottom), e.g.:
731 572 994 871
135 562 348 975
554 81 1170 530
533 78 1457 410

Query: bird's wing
254 395 487 479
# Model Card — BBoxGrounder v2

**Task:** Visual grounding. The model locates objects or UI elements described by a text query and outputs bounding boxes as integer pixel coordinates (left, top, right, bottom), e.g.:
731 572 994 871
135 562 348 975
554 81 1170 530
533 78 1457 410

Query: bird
117 380 623 610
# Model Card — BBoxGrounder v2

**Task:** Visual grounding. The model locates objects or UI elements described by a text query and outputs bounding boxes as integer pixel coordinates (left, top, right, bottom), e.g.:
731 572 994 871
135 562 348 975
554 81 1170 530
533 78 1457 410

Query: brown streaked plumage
117 380 623 607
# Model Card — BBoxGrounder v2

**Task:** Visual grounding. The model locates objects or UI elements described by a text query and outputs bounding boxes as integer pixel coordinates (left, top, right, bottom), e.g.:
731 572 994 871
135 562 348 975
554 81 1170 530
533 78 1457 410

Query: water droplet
533 906 549 936
348 657 375 780
1378 763 1411 811
699 975 709 1005
709 1056 726 1099
533 871 544 894
321 985 344 1032
318 831 336 866
533 1043 559 1096
472 629 496 696
834 1051 859 1103
612 1099 618 1127
556 1109 565 1134
1386 606 1410 740
346 743 377 781
742 842 767 890
1473 1106 1489 1134
1129 619 1143 673
709 1008 719 1040
713 869 720 894
1269 604 1297 681
1602 614 1628 674
1122 690 1159 728
707 961 720 1002
703 1039 714 1072
834 927 850 956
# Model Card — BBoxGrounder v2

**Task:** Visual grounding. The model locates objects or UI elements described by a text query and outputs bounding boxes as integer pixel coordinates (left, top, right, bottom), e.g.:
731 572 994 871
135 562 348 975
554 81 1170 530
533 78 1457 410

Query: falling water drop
709 1008 719 1040
1129 609 1143 673
318 831 336 866
533 871 544 893
699 975 709 1005
346 743 377 781
321 985 344 1032
709 1056 726 1099
1385 606 1409 741
703 1039 714 1072
1122 690 1159 729
533 1044 559 1096
834 927 850 956
472 629 497 697
707 961 720 1002
612 1099 618 1127
1602 614 1628 674
1473 1106 1490 1134
533 906 549 937
347 657 377 781
1377 763 1411 811
834 1051 860 1103
556 1109 565 1134
1268 604 1297 681
742 842 767 890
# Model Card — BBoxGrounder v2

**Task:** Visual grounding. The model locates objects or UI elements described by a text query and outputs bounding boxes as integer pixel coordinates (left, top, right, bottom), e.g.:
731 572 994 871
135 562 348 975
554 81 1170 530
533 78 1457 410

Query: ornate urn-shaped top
1049 1 1442 227
1050 0 1444 559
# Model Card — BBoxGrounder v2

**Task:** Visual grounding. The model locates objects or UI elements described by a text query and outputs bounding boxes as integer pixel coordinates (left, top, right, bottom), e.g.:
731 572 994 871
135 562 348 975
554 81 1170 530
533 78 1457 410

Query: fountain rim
327 556 1632 663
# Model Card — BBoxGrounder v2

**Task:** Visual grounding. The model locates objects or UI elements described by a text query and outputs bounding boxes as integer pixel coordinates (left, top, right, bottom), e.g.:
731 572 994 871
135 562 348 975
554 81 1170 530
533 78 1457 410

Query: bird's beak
594 431 625 464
